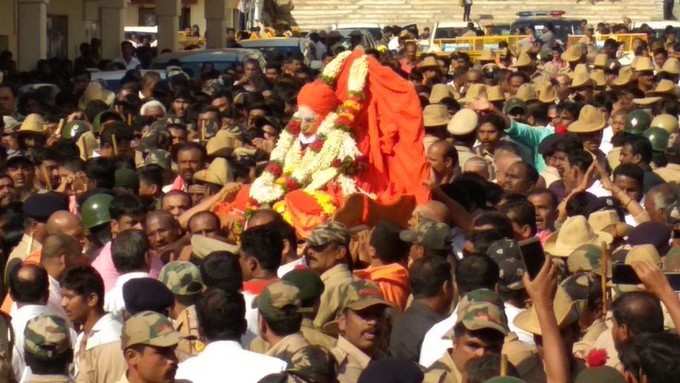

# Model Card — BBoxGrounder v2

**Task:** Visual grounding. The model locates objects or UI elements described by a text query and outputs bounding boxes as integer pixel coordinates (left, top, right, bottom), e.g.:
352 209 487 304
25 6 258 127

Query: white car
331 23 384 40
633 20 680 39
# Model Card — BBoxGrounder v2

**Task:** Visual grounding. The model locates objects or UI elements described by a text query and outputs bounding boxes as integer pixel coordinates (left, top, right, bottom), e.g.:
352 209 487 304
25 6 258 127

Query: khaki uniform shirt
454 145 476 172
331 336 372 383
573 317 608 359
75 341 126 383
314 264 356 328
423 350 463 383
266 333 310 366
174 305 205 361
655 163 680 183
250 318 336 354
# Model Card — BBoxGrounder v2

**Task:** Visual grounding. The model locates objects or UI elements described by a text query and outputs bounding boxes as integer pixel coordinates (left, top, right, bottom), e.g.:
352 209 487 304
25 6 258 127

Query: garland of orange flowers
250 54 368 205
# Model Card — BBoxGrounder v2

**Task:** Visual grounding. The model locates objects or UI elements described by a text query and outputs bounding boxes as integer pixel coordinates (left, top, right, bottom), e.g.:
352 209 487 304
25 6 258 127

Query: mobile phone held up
519 237 545 280
611 263 641 285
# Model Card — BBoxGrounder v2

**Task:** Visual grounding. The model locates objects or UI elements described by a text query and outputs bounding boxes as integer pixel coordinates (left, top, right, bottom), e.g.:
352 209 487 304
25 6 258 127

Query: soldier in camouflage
23 314 73 383
158 261 206 361
117 311 182 383
423 289 509 383
400 219 453 261
303 221 357 329
254 280 334 379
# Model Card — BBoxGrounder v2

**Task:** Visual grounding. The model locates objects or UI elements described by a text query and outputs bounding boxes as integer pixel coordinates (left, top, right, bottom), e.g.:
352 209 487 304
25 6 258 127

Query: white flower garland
250 52 369 205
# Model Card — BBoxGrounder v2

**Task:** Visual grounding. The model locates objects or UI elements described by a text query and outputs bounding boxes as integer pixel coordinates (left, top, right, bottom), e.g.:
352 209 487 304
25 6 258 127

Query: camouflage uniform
307 222 358 329
159 261 206 361
23 315 73 383
424 290 509 383
399 220 452 252
330 280 391 383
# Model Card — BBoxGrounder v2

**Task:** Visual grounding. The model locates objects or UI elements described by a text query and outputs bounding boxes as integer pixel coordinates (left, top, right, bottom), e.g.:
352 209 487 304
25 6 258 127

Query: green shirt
505 120 555 173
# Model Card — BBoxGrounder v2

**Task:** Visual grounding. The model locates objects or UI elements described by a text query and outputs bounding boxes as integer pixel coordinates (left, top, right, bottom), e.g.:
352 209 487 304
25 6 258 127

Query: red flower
285 177 300 191
286 120 301 135
336 116 352 127
247 198 260 208
585 348 608 368
331 159 342 168
265 162 283 177
309 138 325 152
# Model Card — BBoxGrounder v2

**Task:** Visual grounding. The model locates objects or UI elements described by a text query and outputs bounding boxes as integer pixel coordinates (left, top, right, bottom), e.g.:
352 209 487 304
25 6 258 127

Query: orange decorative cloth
335 50 431 205
354 263 411 311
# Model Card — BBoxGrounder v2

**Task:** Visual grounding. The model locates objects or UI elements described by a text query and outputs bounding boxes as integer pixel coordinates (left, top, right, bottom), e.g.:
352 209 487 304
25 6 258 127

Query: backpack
0 310 15 383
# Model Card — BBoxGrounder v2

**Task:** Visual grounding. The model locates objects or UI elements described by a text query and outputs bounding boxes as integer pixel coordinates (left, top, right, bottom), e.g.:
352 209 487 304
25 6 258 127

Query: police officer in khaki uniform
158 261 206 361
330 280 391 383
423 289 509 383
304 221 358 329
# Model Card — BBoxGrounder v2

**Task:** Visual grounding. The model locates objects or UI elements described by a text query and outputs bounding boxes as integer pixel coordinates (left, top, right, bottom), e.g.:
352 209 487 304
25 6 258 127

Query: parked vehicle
239 37 320 68
151 48 266 78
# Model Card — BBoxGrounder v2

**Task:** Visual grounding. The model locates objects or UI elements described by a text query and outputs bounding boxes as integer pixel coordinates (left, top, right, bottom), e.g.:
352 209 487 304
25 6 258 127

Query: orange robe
354 263 411 311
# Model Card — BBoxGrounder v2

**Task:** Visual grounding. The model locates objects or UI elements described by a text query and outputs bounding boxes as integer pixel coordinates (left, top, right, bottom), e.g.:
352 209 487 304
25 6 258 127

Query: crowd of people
0 16 678 383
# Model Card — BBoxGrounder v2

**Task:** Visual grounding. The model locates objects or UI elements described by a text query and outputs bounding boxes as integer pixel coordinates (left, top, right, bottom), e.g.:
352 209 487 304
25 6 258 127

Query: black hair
25 349 73 375
612 291 663 336
553 134 582 154
453 322 505 344
499 199 537 236
85 157 116 189
109 193 146 220
174 141 206 162
370 220 409 264
565 191 596 217
200 251 242 292
32 148 61 166
196 288 247 342
262 308 302 337
137 165 164 189
474 211 515 239
410 255 452 299
528 188 557 208
567 149 593 173
267 218 297 254
61 265 105 310
240 223 283 273
455 255 499 294
621 331 680 383
111 229 149 273
613 163 644 188
9 264 49 304
624 135 653 164
465 353 520 383
478 113 507 132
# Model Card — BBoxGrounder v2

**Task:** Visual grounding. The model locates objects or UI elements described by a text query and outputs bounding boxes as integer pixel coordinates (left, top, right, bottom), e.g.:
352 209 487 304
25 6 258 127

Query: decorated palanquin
214 49 431 237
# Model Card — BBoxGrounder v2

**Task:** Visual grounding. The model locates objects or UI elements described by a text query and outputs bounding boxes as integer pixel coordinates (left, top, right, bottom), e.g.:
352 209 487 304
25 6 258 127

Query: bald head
494 152 521 184
413 201 450 225
188 211 222 238
42 233 82 260
46 211 82 236
612 291 663 349
246 209 282 229
463 156 491 180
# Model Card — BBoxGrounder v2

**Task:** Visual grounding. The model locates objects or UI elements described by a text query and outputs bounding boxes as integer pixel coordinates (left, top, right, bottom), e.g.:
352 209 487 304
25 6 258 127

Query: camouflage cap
254 280 310 321
140 120 171 151
281 269 325 306
567 244 607 276
138 149 172 170
343 279 390 312
486 239 525 290
24 314 71 359
286 345 336 383
575 366 626 383
399 220 452 251
122 311 181 349
559 273 597 315
306 221 350 247
455 289 509 335
159 261 205 296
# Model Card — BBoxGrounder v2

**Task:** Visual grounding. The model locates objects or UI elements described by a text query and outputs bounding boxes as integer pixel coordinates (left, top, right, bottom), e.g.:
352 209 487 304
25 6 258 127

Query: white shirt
114 56 141 71
175 340 287 383
419 304 458 367
242 291 258 347
505 303 534 345
586 180 612 198
104 271 150 320
600 126 614 155
276 257 306 278
11 304 59 379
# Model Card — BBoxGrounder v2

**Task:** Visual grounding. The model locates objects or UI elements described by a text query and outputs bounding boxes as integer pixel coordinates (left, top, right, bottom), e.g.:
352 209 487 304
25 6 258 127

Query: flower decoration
585 348 608 368
250 53 370 204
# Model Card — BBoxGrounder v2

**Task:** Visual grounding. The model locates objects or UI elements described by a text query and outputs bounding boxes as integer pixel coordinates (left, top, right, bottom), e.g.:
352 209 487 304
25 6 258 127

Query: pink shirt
92 242 164 292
